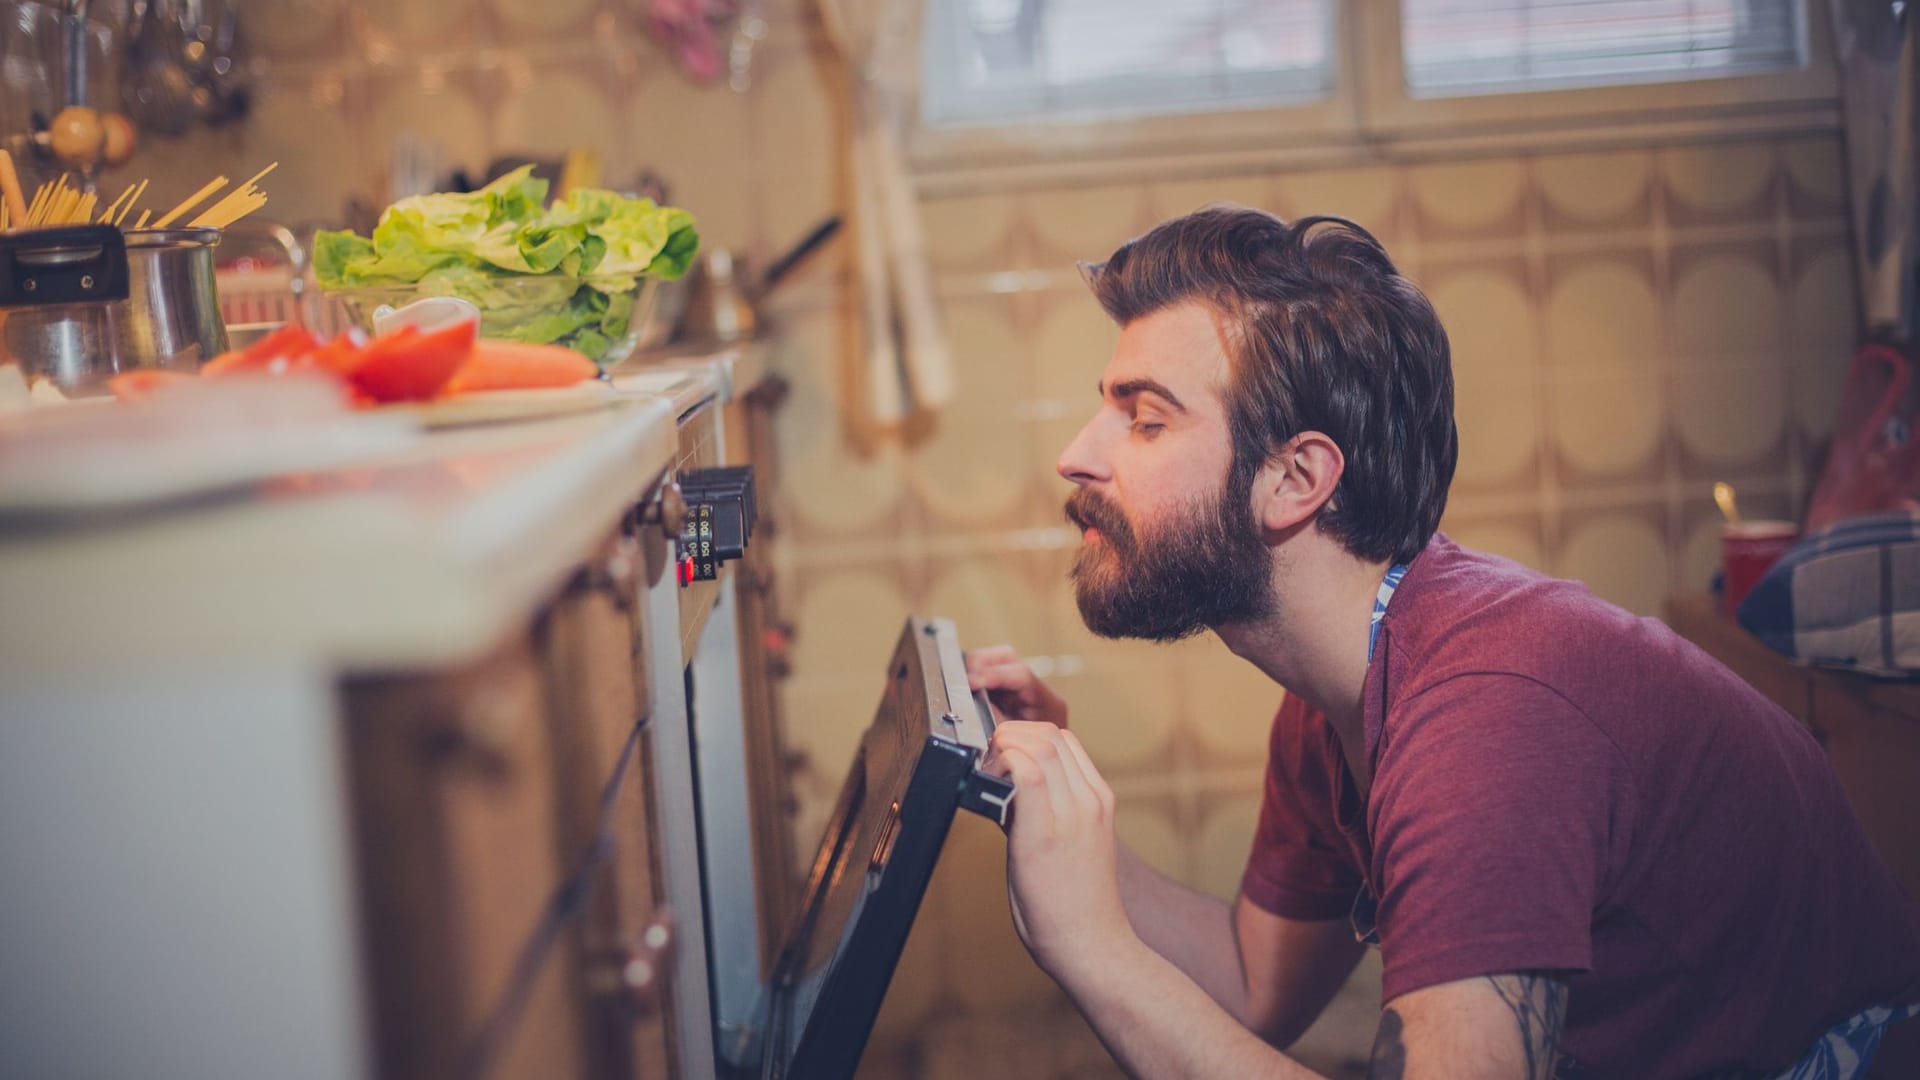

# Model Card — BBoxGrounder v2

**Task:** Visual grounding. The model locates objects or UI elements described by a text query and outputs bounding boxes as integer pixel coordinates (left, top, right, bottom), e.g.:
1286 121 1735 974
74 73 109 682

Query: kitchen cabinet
0 351 786 1080
344 635 585 1080
727 373 803 972
536 532 677 1079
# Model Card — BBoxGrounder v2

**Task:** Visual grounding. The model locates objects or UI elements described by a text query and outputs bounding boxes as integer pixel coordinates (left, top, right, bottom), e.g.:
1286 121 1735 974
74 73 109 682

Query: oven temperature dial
674 465 756 586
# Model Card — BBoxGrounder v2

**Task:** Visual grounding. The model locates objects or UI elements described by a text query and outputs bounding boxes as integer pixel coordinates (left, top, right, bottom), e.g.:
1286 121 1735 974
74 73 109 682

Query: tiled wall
108 2 1855 1075
117 0 825 259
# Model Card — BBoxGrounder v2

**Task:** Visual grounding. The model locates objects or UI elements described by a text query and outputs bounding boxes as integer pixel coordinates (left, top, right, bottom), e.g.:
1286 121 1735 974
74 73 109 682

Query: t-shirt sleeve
1240 695 1365 921
1370 673 1634 1003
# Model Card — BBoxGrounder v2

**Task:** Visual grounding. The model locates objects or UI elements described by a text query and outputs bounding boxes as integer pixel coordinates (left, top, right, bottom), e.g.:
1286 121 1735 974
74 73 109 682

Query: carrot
443 340 599 396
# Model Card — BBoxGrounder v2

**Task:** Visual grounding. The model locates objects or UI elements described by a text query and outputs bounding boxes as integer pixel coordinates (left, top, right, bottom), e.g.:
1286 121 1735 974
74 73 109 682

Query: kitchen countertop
0 386 684 680
613 339 772 404
609 340 768 417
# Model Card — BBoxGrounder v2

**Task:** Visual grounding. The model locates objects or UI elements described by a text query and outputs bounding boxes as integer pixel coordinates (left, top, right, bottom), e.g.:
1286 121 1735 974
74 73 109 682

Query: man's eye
1131 421 1164 438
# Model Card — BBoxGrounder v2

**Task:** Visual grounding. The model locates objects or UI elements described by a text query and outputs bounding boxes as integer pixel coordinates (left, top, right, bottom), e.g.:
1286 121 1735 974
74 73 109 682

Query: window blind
920 0 1333 126
1402 0 1805 95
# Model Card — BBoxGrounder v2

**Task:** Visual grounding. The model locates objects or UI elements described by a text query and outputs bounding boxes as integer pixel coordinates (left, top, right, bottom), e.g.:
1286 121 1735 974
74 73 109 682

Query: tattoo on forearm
1368 1007 1407 1080
1365 974 1566 1080
1489 972 1568 1080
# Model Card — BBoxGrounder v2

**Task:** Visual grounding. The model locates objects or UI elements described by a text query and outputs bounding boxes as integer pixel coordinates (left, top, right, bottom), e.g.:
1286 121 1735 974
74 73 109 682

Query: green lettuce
312 167 699 361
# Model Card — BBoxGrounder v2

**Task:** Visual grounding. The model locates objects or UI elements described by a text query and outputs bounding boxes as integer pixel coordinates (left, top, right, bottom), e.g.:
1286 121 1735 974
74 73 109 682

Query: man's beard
1065 470 1274 642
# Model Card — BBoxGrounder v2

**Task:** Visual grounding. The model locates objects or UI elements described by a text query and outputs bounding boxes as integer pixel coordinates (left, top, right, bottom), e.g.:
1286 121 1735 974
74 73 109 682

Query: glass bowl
325 274 660 366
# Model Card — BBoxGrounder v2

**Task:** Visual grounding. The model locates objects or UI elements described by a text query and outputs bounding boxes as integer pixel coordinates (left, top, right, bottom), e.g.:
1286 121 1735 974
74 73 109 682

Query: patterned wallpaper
107 2 1856 1075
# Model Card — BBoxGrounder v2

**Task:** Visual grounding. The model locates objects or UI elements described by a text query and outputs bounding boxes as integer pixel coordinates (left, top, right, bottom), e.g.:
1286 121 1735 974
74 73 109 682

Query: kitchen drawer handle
569 535 642 612
417 698 518 779
634 482 688 539
745 372 790 410
594 910 676 1017
765 620 795 679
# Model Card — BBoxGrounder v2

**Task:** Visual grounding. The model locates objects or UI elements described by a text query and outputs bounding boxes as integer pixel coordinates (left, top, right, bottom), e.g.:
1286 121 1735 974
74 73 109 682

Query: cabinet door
727 386 804 970
343 638 584 1080
537 541 677 1079
1808 680 1920 897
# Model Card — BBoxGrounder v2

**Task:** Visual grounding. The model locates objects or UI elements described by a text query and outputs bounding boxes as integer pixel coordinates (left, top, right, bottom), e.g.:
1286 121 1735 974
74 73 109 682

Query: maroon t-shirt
1241 535 1920 1078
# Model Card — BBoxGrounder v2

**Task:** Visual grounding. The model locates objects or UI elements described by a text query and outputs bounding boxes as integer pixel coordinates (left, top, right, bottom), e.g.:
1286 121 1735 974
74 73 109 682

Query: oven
614 359 1012 1080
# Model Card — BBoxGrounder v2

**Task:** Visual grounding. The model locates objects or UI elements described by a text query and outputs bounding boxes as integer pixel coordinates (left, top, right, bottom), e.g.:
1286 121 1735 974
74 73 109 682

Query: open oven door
739 616 1012 1080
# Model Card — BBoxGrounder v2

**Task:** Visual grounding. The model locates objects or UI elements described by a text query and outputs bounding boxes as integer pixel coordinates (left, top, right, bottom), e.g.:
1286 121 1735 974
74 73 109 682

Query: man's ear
1251 432 1344 536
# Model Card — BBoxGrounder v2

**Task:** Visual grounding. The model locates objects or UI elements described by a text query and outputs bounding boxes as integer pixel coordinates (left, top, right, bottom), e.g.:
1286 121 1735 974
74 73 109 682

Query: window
919 0 1335 126
1402 0 1806 96
919 0 1823 123
912 1 1837 178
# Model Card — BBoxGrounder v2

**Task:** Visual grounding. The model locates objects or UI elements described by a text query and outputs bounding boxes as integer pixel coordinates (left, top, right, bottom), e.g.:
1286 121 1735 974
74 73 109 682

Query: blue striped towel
1736 509 1920 678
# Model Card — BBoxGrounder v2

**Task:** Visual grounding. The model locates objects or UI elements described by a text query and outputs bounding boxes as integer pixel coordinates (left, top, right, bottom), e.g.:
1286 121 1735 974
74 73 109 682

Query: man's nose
1057 415 1108 487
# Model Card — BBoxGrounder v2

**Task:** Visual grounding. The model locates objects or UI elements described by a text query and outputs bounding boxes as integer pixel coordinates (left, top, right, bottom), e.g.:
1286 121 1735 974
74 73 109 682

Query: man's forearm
1055 931 1326 1080
1114 842 1254 1020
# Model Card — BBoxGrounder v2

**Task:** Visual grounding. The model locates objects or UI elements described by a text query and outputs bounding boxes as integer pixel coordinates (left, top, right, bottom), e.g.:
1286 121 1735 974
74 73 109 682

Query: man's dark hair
1082 206 1458 565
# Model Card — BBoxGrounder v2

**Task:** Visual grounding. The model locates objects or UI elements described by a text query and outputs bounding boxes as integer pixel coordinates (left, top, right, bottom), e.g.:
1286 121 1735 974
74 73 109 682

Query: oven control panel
675 465 757 586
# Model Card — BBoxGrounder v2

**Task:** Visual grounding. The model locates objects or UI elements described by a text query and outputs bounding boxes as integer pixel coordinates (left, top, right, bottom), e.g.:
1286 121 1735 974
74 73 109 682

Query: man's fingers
967 644 1019 667
1057 729 1114 818
969 657 1033 693
970 662 1026 692
965 645 1021 686
994 723 1089 827
994 745 1067 838
1045 725 1098 810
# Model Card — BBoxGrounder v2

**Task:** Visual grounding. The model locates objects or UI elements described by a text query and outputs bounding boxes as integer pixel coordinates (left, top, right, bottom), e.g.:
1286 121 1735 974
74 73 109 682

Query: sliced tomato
349 320 477 403
300 331 378 379
203 324 323 377
241 324 322 365
108 369 191 402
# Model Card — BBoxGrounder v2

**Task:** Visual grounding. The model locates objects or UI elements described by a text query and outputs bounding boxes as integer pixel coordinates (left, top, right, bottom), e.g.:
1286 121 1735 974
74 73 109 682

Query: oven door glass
756 617 1010 1080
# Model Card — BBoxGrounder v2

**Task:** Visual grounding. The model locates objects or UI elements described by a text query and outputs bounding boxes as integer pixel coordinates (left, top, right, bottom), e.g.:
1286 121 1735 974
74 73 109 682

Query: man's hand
966 645 1070 729
986 720 1129 979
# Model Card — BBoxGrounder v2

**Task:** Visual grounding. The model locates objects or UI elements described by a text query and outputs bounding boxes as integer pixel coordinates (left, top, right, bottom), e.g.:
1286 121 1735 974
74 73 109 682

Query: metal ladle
123 0 196 137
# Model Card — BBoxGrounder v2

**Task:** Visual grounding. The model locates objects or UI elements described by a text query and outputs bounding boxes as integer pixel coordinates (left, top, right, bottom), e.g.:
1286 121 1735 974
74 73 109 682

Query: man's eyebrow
1099 378 1188 413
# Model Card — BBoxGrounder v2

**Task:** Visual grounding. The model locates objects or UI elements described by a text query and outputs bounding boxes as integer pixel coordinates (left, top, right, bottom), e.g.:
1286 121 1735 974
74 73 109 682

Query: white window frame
911 1 1363 172
909 0 1841 192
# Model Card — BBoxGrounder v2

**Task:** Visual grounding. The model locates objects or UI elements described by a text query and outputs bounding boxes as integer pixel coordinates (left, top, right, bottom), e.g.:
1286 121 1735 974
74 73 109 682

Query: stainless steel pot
1 225 228 396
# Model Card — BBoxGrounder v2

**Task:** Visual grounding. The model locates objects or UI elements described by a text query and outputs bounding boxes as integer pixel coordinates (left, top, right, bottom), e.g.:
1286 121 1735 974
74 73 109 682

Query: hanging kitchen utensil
122 0 195 136
674 215 842 346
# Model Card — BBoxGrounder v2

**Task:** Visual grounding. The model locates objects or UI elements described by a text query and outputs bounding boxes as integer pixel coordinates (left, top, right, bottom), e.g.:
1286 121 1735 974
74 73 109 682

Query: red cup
1721 520 1799 617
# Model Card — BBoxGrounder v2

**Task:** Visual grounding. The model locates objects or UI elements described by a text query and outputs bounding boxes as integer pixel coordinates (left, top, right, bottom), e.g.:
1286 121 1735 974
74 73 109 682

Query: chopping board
388 380 621 428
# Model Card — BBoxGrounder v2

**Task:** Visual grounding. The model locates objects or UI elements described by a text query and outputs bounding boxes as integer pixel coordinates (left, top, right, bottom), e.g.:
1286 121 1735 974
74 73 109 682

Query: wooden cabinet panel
727 386 803 972
343 638 584 1080
676 405 726 657
537 541 677 1079
1808 679 1920 898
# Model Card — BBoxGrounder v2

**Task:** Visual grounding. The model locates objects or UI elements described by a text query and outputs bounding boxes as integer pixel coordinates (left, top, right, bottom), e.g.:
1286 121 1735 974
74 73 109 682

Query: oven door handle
960 768 1015 828
957 685 1016 827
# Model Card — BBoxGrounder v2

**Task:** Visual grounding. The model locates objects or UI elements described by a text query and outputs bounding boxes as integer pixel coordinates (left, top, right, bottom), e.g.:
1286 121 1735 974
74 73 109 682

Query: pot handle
0 225 130 308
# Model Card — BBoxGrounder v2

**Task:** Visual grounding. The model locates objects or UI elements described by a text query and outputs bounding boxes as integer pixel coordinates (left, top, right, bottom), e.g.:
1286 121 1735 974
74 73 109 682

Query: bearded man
965 207 1920 1080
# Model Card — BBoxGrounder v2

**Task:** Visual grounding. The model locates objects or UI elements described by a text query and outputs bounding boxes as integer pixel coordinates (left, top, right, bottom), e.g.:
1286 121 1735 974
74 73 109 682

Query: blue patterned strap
1368 563 1409 663
1769 1002 1920 1080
